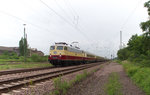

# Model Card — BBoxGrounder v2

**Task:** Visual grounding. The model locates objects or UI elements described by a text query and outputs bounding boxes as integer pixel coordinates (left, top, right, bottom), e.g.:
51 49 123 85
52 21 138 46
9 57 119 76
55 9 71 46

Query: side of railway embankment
0 62 52 71
0 53 51 70
117 60 150 95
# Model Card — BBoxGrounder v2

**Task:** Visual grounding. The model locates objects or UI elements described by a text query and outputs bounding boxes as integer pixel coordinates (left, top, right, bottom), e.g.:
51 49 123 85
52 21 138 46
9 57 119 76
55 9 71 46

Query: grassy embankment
0 54 48 62
0 62 52 71
119 61 150 95
104 72 122 95
0 53 52 70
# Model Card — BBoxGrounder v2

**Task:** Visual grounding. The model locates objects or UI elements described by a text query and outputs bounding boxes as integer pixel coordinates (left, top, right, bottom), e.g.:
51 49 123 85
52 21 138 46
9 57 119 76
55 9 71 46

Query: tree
117 48 129 60
19 37 28 57
127 34 144 54
140 1 150 34
19 37 24 56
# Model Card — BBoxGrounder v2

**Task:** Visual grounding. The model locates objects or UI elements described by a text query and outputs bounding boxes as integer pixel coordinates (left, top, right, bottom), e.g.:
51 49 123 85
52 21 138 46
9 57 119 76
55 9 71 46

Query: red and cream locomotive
48 42 105 66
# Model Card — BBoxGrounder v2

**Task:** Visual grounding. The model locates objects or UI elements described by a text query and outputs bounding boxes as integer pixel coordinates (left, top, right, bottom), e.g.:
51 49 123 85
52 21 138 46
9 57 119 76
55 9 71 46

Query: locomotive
48 42 105 66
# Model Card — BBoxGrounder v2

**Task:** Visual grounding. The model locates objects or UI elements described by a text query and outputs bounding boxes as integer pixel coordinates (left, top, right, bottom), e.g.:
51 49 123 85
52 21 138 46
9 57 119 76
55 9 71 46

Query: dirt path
66 62 145 95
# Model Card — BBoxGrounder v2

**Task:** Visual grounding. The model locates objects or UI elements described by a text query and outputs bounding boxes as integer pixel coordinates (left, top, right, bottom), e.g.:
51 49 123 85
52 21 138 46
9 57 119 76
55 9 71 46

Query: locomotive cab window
57 46 63 50
64 46 67 50
50 46 55 50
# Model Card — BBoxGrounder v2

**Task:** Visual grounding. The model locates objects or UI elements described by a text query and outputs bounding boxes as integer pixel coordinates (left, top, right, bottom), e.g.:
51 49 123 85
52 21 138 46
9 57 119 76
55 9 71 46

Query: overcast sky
0 0 148 58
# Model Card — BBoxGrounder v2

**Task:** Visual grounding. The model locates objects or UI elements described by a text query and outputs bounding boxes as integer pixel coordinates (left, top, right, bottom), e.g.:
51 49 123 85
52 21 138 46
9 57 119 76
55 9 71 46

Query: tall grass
51 70 90 95
123 61 150 95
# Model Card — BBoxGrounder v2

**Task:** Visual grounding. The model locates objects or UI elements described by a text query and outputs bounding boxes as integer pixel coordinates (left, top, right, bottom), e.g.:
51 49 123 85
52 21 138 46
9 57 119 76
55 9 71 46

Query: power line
21 0 75 40
61 0 96 43
63 0 79 17
39 0 93 42
39 0 74 27
53 0 74 23
63 0 79 25
121 0 143 30
0 10 68 40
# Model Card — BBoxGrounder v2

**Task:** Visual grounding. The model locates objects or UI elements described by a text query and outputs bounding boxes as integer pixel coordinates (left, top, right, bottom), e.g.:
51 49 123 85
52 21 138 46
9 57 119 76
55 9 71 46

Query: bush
19 56 24 61
117 48 129 60
31 54 39 62
30 54 47 62
123 63 139 77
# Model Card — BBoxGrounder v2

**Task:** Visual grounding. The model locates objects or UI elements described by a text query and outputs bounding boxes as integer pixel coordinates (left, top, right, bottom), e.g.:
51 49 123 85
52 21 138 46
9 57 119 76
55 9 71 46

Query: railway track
0 66 55 76
0 62 101 94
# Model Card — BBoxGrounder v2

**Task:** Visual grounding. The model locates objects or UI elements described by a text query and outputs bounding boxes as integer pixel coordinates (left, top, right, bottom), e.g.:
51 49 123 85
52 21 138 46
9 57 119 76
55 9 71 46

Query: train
48 42 106 66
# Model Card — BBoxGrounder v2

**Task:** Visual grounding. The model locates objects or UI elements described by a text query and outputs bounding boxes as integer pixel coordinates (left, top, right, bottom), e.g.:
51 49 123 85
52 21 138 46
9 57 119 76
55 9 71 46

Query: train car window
50 46 55 50
64 47 67 50
57 46 63 50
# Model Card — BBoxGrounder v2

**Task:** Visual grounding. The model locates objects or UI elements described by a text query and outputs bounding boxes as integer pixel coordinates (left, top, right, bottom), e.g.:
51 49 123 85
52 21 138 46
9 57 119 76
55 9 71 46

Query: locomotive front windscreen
50 46 55 50
57 46 63 50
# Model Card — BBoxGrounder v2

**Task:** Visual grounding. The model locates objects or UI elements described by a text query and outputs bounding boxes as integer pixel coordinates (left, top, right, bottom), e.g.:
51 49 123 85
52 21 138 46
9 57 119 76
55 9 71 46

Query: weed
29 80 33 85
52 77 70 95
105 72 122 95
52 70 91 95
122 61 150 95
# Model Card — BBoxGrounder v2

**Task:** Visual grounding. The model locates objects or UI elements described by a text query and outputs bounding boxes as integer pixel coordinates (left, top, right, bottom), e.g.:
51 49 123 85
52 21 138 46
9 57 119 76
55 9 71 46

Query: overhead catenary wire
20 0 74 40
59 0 96 43
121 0 143 30
53 0 74 23
39 0 94 43
0 10 70 41
39 0 75 27
62 0 110 55
63 0 79 25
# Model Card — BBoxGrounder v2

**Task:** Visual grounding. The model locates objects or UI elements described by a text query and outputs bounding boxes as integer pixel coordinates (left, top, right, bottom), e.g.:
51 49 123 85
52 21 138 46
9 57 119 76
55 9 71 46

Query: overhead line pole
120 31 122 49
23 24 26 63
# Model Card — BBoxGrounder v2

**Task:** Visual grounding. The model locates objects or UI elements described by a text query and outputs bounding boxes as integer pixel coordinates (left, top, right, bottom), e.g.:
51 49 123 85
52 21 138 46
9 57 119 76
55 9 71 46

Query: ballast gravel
7 63 103 95
0 65 86 82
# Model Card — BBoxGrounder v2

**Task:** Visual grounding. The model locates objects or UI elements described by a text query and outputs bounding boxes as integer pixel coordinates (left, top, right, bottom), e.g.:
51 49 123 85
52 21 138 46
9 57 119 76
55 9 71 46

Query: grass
50 68 101 95
122 61 150 95
0 59 20 62
113 59 122 64
51 70 89 95
105 72 122 95
0 55 48 62
0 62 52 70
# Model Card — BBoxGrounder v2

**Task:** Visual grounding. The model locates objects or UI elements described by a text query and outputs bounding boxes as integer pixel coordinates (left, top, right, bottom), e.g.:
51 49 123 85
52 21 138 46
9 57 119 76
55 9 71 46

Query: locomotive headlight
59 53 62 57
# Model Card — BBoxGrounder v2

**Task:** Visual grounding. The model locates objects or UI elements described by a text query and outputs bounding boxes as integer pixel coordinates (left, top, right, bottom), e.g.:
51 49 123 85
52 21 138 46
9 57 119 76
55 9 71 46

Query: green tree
19 37 24 56
140 1 150 34
117 1 150 66
19 37 28 57
127 34 144 54
117 48 129 60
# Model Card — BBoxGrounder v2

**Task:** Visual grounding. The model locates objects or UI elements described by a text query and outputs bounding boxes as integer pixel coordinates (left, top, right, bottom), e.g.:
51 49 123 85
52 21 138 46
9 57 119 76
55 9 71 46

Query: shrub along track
0 62 102 94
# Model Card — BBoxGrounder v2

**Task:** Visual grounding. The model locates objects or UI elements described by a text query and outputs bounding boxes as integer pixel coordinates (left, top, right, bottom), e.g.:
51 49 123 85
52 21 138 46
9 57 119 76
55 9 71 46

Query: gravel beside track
66 62 145 95
0 62 103 94
8 62 103 95
0 63 97 81
0 66 68 81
